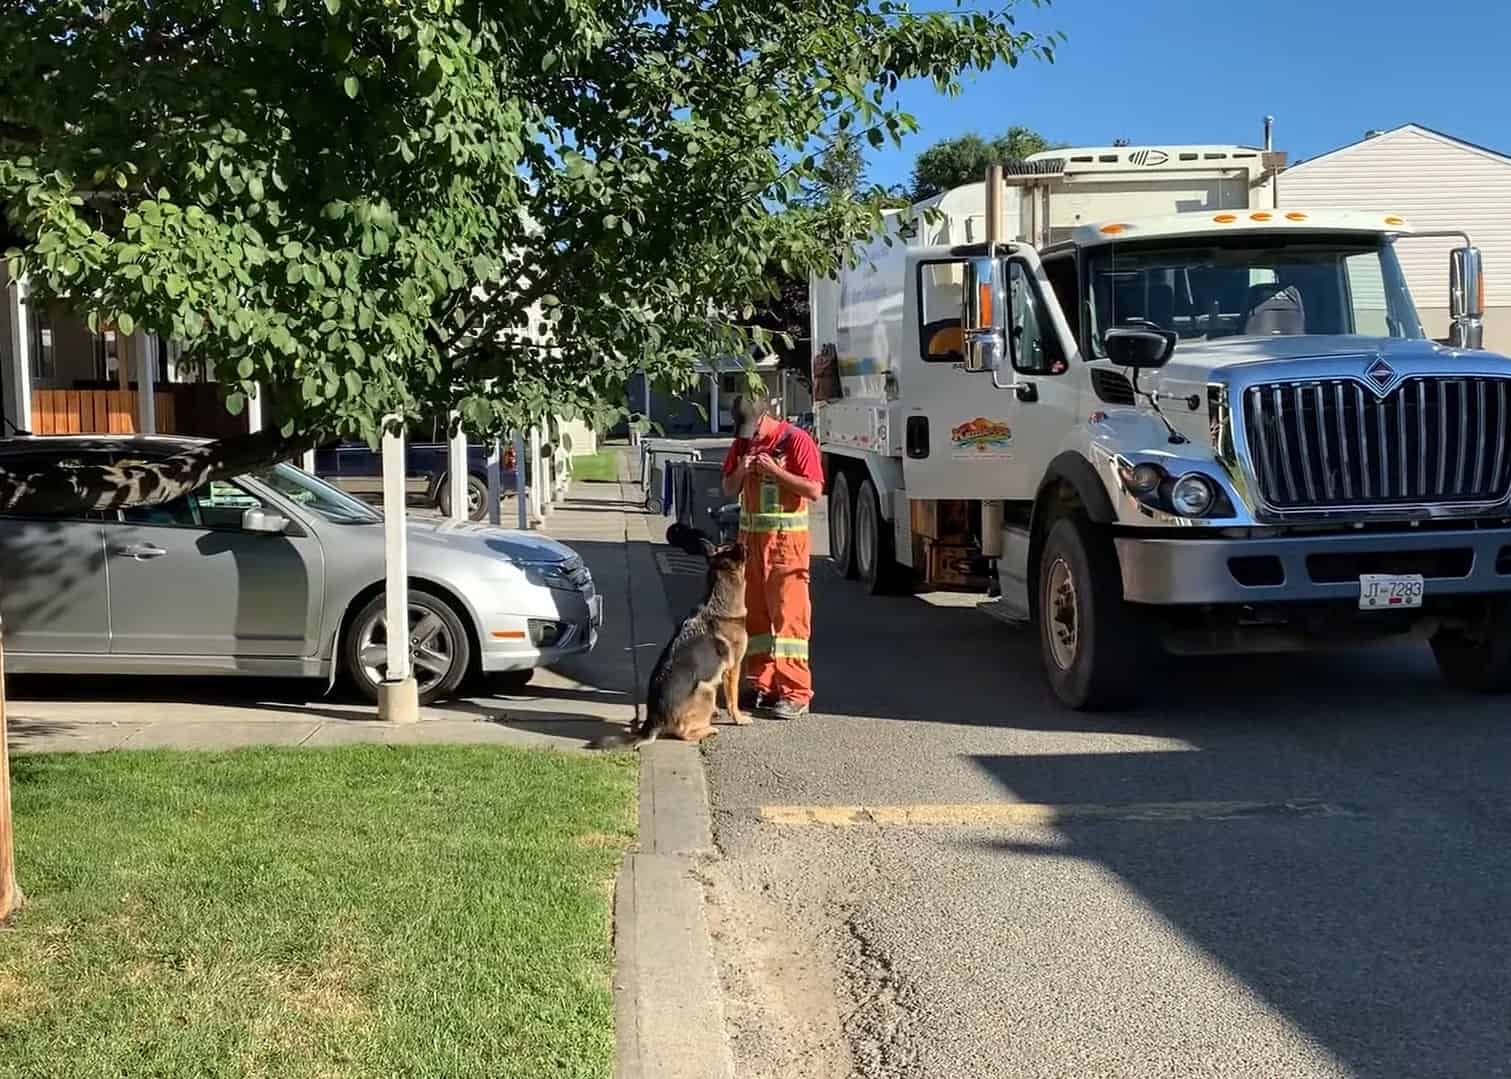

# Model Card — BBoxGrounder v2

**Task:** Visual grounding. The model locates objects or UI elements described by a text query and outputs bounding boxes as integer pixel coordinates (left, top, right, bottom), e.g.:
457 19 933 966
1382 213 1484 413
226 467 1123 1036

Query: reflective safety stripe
739 510 809 533
747 635 810 659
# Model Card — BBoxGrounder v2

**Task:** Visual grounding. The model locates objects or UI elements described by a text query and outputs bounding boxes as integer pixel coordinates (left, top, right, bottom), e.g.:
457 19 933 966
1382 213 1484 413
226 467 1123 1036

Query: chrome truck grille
1243 376 1511 509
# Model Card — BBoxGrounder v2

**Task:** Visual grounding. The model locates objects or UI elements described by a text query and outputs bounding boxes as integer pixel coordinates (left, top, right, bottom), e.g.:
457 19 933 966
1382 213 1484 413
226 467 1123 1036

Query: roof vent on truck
999 157 1067 180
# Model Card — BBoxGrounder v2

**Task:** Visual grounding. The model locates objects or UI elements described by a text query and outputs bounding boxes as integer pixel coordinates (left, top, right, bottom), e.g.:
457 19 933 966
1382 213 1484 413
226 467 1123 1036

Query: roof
0 434 204 456
1286 123 1511 172
1071 208 1415 248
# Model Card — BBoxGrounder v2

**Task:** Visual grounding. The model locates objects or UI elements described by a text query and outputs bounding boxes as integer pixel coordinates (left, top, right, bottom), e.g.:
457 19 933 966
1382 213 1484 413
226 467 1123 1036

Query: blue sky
866 0 1511 190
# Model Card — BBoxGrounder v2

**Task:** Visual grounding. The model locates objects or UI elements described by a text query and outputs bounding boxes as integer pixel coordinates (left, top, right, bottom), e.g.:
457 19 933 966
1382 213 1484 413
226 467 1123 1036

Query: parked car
0 436 600 705
313 437 520 522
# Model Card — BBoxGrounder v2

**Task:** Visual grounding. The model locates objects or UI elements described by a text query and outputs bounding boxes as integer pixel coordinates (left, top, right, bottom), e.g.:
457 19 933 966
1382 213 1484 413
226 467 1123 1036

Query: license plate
1358 574 1425 610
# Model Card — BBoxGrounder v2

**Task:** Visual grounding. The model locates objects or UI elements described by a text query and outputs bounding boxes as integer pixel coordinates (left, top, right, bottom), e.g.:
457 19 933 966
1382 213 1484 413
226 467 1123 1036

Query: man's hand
749 453 779 477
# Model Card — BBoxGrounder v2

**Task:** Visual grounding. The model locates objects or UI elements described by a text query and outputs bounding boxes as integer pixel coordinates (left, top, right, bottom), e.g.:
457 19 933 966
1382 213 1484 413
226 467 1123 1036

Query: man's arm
721 441 747 498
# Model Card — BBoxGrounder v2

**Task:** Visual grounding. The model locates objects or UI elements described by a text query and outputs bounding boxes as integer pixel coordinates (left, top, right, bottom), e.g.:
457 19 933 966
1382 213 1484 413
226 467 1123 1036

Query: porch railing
28 385 249 438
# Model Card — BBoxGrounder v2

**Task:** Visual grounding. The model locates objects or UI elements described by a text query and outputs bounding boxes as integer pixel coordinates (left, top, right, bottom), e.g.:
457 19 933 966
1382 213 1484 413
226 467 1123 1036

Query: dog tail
586 726 659 751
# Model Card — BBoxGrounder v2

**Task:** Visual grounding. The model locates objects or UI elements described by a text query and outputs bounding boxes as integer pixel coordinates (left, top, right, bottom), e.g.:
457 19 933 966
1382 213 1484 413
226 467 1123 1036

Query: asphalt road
659 497 1511 1079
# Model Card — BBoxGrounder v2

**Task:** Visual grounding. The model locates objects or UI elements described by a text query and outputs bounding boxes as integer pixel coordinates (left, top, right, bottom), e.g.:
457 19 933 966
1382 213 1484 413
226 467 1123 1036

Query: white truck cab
812 144 1508 710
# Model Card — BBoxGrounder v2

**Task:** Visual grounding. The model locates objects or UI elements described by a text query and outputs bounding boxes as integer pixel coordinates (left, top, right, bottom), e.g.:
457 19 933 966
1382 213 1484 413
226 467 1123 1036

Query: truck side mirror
1450 246 1485 349
960 256 1007 373
1103 326 1176 369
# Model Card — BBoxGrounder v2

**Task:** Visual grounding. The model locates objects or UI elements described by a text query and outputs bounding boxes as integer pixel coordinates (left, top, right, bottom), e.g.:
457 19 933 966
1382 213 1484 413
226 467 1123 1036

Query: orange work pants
743 529 813 705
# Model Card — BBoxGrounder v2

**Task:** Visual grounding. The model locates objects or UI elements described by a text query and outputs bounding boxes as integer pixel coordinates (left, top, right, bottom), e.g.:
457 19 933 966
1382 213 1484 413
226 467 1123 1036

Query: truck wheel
439 474 490 521
828 468 858 579
1431 609 1511 692
1037 514 1143 710
856 477 909 595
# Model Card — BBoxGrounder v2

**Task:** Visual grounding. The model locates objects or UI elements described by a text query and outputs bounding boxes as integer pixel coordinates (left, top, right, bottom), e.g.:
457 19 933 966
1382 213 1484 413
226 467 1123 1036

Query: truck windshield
1086 234 1423 356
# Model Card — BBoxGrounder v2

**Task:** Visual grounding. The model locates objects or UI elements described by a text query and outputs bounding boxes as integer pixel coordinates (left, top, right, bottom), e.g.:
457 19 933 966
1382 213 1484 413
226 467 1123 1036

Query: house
619 351 812 438
1279 124 1511 350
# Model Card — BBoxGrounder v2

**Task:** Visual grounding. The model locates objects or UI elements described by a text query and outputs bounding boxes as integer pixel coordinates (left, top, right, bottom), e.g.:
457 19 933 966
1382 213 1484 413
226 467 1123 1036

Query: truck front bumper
1116 527 1511 605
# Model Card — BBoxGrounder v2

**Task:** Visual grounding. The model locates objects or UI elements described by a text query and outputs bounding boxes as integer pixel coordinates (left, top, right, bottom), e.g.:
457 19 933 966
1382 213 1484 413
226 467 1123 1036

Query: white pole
133 329 156 434
246 384 264 433
1 267 33 434
378 417 418 721
486 438 503 526
512 431 528 529
709 371 719 434
446 411 468 523
301 449 316 473
529 425 547 522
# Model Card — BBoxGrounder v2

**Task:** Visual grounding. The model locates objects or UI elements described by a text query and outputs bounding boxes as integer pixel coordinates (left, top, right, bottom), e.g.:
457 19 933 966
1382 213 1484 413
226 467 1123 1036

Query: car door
104 478 324 658
0 450 111 656
899 254 1078 501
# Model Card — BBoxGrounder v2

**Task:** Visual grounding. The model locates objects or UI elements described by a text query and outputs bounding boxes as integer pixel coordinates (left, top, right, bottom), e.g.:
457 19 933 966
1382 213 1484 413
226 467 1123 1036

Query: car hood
406 518 579 563
1150 334 1473 387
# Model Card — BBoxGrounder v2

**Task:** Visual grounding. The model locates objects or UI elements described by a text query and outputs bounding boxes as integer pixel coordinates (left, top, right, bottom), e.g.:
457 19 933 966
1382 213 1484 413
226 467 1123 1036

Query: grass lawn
0 745 636 1079
568 451 619 483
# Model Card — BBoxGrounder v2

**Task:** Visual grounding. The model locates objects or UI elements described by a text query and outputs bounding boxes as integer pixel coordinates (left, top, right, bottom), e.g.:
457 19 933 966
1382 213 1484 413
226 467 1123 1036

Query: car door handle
115 543 167 560
1015 382 1039 403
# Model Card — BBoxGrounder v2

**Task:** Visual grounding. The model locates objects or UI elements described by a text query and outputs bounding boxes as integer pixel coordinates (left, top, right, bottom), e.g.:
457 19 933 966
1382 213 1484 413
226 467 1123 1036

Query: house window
95 329 121 382
28 307 53 381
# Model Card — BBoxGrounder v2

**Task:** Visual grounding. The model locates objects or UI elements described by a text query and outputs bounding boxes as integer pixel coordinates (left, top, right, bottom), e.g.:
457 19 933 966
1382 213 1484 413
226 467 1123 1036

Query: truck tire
1037 514 1143 710
439 474 490 521
1431 609 1511 692
856 476 910 595
828 467 858 579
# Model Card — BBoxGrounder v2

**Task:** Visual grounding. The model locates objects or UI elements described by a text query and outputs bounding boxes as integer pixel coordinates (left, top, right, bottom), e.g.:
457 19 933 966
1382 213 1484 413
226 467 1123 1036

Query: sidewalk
8 475 648 755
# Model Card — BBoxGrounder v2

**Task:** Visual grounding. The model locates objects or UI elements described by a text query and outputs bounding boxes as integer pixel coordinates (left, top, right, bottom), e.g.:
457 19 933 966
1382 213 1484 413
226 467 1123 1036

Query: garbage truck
810 139 1509 709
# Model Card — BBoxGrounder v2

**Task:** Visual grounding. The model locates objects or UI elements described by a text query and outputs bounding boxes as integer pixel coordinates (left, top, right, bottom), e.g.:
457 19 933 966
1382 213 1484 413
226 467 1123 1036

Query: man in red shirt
721 394 825 718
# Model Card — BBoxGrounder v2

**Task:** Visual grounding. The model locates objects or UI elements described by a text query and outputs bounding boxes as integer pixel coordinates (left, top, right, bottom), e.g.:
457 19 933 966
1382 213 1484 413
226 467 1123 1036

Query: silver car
0 436 601 704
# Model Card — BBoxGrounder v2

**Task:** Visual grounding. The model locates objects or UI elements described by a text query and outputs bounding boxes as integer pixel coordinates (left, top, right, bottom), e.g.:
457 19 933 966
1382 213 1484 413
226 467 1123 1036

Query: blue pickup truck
313 439 522 521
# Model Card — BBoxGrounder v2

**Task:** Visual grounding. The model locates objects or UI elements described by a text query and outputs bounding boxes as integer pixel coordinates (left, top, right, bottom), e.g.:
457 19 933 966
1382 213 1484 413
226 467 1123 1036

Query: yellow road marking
759 800 1357 827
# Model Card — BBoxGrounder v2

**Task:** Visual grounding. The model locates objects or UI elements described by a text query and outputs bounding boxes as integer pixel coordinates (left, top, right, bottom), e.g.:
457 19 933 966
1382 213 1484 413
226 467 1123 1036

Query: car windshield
1086 234 1424 357
252 462 380 524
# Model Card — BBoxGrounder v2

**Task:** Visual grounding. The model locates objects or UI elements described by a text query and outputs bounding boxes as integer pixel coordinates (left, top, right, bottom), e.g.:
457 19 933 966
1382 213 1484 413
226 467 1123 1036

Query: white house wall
1279 125 1511 350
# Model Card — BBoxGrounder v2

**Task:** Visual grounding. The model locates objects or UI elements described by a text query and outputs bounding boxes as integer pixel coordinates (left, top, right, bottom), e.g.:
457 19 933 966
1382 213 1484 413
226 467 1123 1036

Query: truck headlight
1170 473 1216 517
1126 463 1164 495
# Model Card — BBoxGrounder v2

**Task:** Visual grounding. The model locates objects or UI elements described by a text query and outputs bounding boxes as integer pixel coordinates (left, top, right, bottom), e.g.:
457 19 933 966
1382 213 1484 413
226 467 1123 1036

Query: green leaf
344 76 360 99
225 392 246 416
237 357 255 379
542 51 558 72
286 262 303 285
248 176 265 202
324 0 340 13
344 371 363 397
602 214 619 231
117 313 135 336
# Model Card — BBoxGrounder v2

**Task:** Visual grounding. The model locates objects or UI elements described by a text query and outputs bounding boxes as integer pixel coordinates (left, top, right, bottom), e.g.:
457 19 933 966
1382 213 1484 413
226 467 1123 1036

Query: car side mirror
1103 326 1176 369
961 256 1007 373
1450 246 1485 349
242 507 289 534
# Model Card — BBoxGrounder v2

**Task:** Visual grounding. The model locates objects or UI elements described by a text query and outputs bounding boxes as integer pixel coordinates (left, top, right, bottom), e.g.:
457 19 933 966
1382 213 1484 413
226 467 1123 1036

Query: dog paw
728 710 753 726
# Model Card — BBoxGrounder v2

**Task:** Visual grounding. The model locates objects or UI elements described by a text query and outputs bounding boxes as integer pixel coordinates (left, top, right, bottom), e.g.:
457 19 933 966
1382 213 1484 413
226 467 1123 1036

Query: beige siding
1279 126 1511 321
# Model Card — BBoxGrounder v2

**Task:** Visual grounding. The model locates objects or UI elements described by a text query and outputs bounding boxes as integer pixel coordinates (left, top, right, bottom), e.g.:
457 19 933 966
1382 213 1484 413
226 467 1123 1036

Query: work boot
767 698 809 720
739 687 771 712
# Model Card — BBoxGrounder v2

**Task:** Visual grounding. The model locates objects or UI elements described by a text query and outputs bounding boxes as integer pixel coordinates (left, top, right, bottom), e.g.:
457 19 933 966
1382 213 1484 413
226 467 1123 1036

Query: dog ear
697 535 720 559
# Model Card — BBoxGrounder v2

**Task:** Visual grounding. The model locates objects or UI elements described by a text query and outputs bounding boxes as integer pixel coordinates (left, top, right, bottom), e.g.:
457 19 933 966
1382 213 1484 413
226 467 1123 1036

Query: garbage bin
640 440 701 513
668 460 727 533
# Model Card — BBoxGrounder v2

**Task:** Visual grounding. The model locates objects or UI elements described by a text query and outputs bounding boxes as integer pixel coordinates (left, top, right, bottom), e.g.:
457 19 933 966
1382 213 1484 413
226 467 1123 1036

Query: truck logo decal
950 417 1014 457
1366 357 1396 392
1129 149 1169 167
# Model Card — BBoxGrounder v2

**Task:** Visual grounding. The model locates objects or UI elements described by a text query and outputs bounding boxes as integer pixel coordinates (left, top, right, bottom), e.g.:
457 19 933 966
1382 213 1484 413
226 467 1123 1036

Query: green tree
0 0 1056 514
909 126 1059 200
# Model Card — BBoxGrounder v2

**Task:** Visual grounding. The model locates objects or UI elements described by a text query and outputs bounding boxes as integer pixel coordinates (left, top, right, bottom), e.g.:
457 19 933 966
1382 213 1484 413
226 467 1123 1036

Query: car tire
828 467 858 579
439 474 490 521
345 590 473 705
855 476 909 595
1037 514 1143 711
1431 607 1511 692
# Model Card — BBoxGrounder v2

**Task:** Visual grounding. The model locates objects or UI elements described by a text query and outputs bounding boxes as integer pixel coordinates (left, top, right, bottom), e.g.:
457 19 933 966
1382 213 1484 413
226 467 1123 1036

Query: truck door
900 255 1077 501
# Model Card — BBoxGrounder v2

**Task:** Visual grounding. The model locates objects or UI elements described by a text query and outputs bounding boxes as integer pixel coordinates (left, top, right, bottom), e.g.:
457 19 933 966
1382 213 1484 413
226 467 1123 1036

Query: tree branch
0 427 320 517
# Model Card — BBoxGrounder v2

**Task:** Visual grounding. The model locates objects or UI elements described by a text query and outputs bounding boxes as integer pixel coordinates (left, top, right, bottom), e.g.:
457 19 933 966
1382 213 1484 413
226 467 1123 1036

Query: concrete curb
614 450 735 1079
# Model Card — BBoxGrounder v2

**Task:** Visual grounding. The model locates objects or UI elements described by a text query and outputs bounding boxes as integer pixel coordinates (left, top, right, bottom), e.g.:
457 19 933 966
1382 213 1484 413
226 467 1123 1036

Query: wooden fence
29 385 249 438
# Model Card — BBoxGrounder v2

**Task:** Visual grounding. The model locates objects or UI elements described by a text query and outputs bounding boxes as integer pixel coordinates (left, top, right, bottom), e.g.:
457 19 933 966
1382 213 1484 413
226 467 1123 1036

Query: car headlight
1170 473 1216 517
519 560 576 590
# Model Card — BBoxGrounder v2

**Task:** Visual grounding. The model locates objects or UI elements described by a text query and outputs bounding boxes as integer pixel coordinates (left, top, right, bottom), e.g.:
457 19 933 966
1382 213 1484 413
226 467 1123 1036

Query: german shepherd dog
589 523 749 749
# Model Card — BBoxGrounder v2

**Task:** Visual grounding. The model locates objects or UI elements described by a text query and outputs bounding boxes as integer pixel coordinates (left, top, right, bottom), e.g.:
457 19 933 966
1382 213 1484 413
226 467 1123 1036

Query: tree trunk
0 615 24 923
